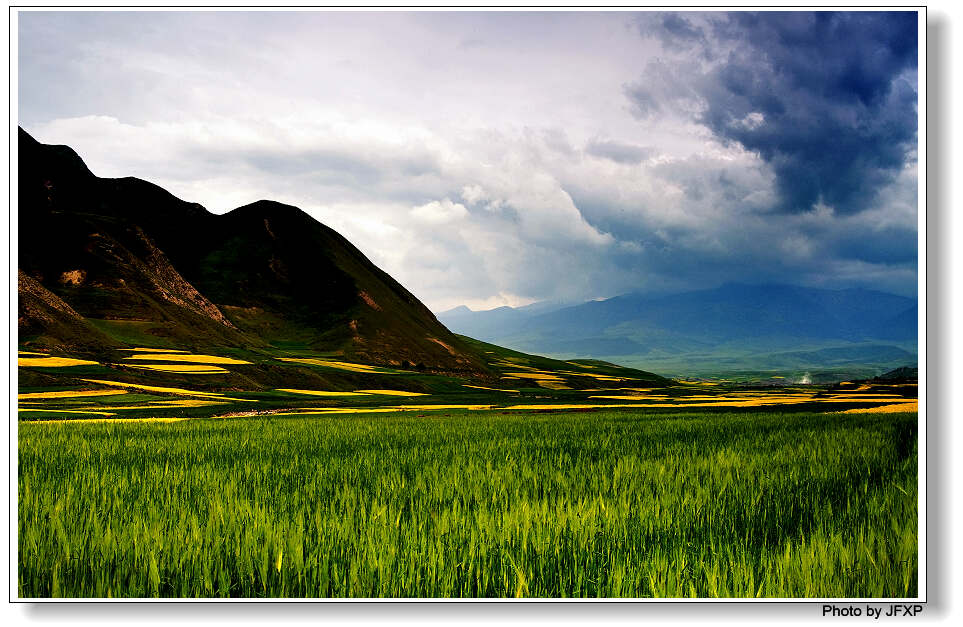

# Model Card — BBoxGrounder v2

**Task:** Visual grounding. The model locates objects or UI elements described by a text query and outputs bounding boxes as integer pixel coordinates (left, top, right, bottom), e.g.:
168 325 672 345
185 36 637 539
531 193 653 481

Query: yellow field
841 401 919 414
81 379 254 402
18 356 99 368
152 399 229 407
124 353 251 365
19 408 116 416
277 357 393 373
559 371 626 382
18 389 128 400
502 372 564 381
589 395 672 401
536 381 571 390
125 364 229 374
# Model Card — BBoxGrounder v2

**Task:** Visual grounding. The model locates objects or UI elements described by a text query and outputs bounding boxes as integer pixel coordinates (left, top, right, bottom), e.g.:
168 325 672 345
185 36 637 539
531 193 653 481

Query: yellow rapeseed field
18 356 99 367
18 408 116 416
125 364 229 374
18 389 128 400
840 401 919 413
81 379 254 401
277 357 394 373
125 354 251 365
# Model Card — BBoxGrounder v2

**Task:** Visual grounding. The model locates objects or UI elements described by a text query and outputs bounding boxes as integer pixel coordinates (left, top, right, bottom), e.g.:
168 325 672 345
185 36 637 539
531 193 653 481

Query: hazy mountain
438 283 918 376
435 300 572 342
18 128 488 374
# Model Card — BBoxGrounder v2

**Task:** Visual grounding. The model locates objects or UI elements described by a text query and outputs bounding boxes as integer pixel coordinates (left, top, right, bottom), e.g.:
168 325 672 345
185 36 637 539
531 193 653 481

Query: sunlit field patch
536 381 571 390
81 379 254 402
64 402 226 412
502 372 564 381
124 354 251 365
840 401 919 413
558 371 626 381
277 357 397 374
354 389 428 396
18 356 99 368
18 389 128 400
19 408 116 416
124 364 230 374
589 395 672 401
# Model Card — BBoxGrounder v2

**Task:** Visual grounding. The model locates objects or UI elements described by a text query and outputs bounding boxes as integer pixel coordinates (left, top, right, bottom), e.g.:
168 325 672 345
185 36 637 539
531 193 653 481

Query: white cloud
410 199 469 224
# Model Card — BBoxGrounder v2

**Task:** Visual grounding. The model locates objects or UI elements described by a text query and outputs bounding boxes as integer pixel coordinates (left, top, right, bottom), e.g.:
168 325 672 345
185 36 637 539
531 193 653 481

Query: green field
18 408 917 598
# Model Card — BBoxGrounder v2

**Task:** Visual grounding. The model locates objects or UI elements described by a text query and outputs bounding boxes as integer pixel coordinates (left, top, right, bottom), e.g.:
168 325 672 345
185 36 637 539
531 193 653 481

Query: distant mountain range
438 284 918 378
18 128 489 375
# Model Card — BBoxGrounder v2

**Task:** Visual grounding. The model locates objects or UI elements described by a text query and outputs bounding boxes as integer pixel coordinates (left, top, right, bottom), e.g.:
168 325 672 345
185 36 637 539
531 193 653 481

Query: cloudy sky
18 10 919 312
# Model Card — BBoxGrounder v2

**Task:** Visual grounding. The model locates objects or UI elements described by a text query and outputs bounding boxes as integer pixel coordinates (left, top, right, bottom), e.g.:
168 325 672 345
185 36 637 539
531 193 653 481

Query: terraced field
16 342 917 423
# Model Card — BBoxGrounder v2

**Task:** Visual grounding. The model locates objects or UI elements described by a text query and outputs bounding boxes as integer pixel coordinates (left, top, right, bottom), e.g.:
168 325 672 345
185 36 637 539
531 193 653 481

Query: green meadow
18 408 917 598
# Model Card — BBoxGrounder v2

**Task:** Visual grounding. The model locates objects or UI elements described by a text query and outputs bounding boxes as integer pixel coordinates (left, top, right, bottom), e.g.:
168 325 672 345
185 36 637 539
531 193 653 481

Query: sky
17 10 920 312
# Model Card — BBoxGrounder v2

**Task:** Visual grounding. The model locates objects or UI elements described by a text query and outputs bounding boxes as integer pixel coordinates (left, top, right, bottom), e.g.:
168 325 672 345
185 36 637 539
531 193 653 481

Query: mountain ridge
17 128 488 376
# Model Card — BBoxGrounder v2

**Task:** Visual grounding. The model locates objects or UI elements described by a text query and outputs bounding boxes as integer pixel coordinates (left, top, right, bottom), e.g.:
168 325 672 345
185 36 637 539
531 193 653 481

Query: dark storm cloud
630 11 918 215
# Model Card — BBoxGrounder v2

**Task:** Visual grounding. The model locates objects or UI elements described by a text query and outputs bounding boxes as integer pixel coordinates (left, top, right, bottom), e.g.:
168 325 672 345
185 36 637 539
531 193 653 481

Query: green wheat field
18 408 917 598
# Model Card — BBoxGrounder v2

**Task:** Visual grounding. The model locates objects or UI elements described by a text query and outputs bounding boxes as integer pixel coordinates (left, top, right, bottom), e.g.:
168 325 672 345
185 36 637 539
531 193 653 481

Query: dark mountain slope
17 128 486 374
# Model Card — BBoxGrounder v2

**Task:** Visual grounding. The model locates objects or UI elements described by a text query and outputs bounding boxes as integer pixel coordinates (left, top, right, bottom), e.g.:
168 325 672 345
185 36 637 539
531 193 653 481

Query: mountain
435 300 572 343
17 128 488 375
438 283 918 377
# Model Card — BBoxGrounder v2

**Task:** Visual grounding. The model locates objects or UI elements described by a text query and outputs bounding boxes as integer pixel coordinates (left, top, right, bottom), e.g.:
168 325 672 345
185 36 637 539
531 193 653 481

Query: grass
18 408 917 598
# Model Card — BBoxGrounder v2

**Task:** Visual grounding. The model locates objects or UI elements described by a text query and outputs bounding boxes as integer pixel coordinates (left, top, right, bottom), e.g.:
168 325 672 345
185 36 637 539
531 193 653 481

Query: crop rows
18 409 917 597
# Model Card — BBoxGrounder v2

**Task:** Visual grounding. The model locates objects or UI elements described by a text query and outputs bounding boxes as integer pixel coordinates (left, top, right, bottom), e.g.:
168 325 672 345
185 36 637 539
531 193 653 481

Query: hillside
18 128 487 375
